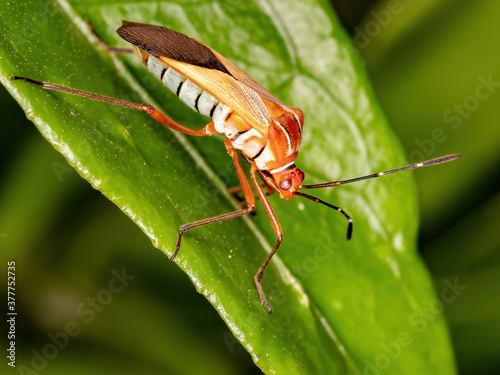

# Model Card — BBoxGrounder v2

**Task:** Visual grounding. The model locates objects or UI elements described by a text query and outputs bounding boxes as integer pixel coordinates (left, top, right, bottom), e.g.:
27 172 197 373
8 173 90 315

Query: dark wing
116 21 232 76
116 21 292 133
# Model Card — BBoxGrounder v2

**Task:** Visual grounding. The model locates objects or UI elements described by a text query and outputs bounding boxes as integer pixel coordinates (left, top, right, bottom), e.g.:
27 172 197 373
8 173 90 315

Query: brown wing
117 21 291 134
117 21 231 75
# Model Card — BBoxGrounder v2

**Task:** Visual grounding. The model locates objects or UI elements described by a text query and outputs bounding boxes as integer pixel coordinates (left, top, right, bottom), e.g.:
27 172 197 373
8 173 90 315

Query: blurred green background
1 0 498 374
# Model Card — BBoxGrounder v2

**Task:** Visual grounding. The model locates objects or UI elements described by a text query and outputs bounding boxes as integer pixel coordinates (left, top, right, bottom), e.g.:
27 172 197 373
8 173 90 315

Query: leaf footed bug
12 21 460 313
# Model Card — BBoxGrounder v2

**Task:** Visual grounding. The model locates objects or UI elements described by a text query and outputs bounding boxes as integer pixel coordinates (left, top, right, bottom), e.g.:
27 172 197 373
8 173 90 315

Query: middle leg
171 139 257 260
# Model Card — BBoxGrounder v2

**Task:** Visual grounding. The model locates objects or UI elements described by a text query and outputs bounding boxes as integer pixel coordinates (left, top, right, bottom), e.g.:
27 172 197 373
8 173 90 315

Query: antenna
295 154 461 239
301 154 460 189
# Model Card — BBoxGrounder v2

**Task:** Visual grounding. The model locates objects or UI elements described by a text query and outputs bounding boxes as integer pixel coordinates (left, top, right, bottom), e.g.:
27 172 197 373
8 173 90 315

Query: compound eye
279 179 292 190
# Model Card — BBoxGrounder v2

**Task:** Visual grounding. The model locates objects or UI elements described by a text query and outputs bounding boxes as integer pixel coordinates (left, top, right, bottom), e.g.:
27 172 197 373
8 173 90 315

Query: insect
12 21 460 313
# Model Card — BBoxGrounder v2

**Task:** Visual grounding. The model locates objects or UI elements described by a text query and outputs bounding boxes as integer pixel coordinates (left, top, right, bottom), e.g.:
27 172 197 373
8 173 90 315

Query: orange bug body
117 22 306 199
12 21 460 313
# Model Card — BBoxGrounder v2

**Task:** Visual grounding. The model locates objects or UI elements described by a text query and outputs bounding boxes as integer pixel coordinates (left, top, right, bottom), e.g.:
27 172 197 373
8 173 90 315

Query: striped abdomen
144 54 269 165
146 56 220 118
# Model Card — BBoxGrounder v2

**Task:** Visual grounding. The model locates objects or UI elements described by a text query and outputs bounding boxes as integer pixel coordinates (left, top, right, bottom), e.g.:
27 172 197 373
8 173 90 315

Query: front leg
250 164 283 314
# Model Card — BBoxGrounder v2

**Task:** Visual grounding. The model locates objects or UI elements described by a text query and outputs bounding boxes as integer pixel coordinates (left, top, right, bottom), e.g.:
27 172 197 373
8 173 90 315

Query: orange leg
171 139 256 258
10 76 218 137
227 179 275 199
250 164 283 314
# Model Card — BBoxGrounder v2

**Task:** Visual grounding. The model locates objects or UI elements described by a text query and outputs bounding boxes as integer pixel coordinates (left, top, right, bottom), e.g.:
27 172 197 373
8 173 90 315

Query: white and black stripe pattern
147 56 221 119
146 55 273 163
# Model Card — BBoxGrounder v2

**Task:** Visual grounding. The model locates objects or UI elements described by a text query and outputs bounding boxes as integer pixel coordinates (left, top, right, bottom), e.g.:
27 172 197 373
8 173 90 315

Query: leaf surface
0 0 456 373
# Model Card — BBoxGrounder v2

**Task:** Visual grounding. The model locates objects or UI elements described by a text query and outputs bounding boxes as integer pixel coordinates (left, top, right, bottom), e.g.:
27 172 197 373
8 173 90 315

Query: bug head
272 166 305 200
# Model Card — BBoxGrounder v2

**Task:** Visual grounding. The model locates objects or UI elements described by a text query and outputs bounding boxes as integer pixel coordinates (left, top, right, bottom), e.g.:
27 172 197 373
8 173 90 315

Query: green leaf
0 0 456 373
362 0 500 233
358 1 500 374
